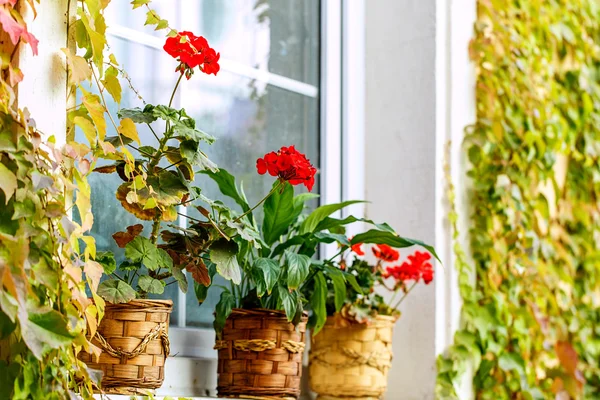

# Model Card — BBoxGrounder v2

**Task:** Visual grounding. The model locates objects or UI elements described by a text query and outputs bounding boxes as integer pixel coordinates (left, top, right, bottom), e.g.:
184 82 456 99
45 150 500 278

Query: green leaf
278 284 297 322
210 239 241 284
343 272 363 294
299 200 366 234
315 216 396 233
252 258 280 297
314 232 350 246
0 164 17 204
201 168 251 216
214 290 234 335
138 276 165 295
118 105 157 124
285 250 311 290
172 267 188 294
310 272 327 335
351 229 440 262
498 352 525 375
180 140 218 172
125 236 164 271
262 182 295 245
21 310 75 359
131 0 150 9
325 266 347 312
95 251 116 275
97 279 136 304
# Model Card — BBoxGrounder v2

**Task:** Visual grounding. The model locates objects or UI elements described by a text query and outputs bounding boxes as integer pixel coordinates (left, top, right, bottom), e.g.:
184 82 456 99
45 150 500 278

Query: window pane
106 0 320 85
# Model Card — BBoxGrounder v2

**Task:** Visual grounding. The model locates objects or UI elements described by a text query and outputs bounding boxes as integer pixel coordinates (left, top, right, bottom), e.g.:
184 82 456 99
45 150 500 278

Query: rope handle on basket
94 322 170 360
214 338 305 353
310 346 392 372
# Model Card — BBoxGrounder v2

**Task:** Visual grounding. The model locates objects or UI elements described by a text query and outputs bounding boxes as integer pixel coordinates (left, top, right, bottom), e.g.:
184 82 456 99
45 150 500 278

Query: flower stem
169 73 184 108
391 281 418 310
233 180 283 223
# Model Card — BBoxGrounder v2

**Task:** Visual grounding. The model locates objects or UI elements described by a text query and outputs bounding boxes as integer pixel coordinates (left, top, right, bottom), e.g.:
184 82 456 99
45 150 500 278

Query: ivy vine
437 1 600 399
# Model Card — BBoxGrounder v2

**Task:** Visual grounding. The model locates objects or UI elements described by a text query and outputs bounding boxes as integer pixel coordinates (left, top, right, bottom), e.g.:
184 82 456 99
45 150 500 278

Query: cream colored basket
309 315 396 400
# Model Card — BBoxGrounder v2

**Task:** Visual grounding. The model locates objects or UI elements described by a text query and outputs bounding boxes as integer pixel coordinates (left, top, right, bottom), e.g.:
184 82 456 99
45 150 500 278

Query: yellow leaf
143 197 157 210
118 118 140 145
120 146 135 162
102 66 122 103
61 48 91 85
108 53 119 66
0 164 17 204
81 88 106 140
84 260 103 292
73 116 97 146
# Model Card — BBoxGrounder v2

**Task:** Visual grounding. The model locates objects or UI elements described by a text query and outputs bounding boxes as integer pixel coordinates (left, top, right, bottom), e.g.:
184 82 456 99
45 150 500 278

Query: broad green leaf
98 280 136 304
201 168 251 215
124 236 163 271
118 118 140 145
325 266 346 312
315 215 396 233
131 0 150 8
262 182 295 245
343 272 363 294
285 250 311 290
21 309 75 359
180 140 218 172
0 164 17 203
253 258 280 297
172 267 188 293
118 105 157 124
299 200 366 234
214 290 234 335
278 284 297 322
96 252 116 276
270 235 307 257
314 232 350 246
350 230 440 262
210 239 241 284
138 276 165 295
310 272 327 335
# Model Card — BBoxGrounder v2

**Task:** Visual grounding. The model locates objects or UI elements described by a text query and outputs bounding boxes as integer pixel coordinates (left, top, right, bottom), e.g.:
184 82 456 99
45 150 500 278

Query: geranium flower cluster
256 145 317 191
164 31 220 78
384 251 434 284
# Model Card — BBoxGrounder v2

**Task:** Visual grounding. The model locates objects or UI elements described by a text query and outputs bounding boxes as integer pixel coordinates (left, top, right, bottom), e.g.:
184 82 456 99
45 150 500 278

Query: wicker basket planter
309 315 396 400
78 299 173 395
215 308 308 399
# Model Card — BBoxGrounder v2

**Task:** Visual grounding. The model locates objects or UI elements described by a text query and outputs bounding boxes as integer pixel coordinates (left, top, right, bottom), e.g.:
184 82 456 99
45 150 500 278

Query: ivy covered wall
437 0 600 398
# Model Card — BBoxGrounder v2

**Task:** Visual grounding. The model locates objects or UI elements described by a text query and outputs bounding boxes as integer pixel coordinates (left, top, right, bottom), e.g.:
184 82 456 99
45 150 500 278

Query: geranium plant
91 31 238 302
324 243 435 327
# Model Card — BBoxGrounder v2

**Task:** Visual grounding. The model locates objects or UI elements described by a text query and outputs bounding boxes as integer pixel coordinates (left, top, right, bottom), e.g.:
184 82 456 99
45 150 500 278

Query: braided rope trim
94 322 170 360
310 346 392 373
218 386 301 398
214 339 305 353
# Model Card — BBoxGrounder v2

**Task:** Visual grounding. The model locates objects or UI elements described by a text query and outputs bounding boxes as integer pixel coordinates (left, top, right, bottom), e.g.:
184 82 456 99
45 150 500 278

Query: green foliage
437 1 600 398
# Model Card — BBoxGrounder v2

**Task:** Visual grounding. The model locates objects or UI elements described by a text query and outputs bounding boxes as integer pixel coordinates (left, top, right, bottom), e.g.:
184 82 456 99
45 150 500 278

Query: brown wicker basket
309 315 396 400
215 308 308 399
78 299 173 395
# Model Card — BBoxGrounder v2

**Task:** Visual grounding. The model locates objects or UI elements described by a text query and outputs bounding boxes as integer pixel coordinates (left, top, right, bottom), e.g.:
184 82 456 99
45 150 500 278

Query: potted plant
77 31 234 394
198 146 437 399
307 241 436 400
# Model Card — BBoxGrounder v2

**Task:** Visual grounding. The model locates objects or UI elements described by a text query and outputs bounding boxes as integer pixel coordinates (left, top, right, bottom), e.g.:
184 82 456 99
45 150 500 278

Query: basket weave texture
216 308 308 399
78 299 173 395
309 315 396 400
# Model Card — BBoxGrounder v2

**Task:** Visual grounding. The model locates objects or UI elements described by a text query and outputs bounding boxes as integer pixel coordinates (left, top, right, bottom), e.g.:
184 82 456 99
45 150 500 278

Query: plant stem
169 73 184 108
391 281 418 310
150 217 161 244
233 180 283 223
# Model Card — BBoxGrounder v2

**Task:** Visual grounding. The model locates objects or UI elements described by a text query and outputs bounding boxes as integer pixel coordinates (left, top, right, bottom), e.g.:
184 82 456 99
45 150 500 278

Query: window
84 0 339 360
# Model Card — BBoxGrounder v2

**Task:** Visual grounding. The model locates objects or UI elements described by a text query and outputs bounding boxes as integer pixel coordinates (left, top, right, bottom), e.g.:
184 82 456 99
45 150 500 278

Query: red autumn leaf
21 30 38 56
0 8 24 45
186 259 210 286
0 0 18 6
112 224 144 248
556 341 578 375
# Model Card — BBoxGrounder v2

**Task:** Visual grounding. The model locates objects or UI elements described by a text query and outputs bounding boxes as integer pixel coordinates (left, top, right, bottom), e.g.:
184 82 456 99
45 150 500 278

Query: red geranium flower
385 250 434 284
350 242 364 256
256 146 317 191
372 244 400 262
163 31 220 78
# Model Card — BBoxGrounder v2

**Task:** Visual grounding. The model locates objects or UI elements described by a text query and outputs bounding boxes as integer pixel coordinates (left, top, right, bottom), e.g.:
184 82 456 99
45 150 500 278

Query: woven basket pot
78 299 173 395
309 315 396 400
215 308 308 399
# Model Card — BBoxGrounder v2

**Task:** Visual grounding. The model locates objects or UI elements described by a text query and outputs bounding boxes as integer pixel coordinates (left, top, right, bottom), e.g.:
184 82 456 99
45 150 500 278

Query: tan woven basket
215 308 308 399
78 299 173 395
309 315 396 400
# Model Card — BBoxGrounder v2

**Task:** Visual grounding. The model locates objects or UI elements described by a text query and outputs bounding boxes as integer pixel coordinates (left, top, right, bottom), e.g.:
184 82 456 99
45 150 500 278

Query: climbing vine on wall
437 0 600 399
